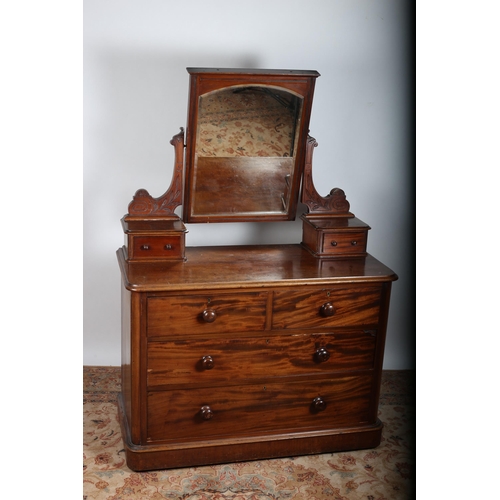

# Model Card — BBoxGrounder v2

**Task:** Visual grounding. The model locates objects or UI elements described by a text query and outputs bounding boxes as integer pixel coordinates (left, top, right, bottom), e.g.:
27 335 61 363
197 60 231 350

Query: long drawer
147 292 268 336
272 286 382 330
147 375 373 442
147 330 377 387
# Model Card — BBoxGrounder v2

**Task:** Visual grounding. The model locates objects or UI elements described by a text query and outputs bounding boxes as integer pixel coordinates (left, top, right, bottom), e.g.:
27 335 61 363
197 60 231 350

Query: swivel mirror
183 68 320 223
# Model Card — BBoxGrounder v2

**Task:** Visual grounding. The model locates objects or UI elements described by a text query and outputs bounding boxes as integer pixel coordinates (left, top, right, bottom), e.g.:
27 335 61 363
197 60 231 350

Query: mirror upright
123 68 357 262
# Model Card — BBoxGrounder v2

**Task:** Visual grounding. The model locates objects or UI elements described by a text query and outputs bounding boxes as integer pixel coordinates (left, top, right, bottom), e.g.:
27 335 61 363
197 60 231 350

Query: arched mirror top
183 68 320 223
195 85 303 159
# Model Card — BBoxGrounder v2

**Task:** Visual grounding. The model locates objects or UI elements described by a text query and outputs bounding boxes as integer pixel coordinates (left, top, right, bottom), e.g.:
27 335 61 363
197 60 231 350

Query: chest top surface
117 244 397 292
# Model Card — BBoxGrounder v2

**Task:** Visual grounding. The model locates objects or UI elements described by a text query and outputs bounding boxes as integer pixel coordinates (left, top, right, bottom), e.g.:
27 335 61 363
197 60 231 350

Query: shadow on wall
86 50 258 199
85 49 262 241
85 48 313 249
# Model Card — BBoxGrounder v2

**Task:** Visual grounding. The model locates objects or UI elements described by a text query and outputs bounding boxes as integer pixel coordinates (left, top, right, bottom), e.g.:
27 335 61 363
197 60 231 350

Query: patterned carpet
83 367 415 499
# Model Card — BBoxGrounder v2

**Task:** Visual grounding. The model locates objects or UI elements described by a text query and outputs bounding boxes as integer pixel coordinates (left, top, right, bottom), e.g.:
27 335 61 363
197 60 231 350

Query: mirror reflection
191 86 303 217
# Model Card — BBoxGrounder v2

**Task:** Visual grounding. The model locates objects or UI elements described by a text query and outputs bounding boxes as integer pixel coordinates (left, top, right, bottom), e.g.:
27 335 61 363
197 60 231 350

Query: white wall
83 0 413 368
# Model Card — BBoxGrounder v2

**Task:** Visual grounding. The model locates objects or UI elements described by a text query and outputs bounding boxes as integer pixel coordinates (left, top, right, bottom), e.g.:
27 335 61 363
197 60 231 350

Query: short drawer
147 331 377 387
129 235 184 260
322 231 367 255
272 286 381 330
147 292 268 337
147 375 373 442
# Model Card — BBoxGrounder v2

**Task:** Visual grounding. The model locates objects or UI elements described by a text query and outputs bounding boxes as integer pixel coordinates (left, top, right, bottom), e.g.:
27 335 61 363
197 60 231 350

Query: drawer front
147 375 373 442
322 231 367 255
272 286 381 329
147 331 377 387
130 235 184 260
147 293 268 337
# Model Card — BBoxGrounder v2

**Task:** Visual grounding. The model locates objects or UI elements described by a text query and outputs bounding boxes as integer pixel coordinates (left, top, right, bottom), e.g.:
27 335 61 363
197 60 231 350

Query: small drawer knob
164 244 172 250
202 308 217 323
314 347 330 363
140 244 150 251
351 240 358 246
320 302 335 317
201 355 214 370
200 405 214 420
312 397 327 412
330 240 338 247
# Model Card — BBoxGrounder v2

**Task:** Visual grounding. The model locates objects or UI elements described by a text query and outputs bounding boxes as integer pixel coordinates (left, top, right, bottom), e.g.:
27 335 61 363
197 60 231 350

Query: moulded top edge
187 68 320 77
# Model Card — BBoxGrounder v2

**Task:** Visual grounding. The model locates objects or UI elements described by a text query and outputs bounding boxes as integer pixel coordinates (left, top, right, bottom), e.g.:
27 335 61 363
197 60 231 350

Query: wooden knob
200 405 214 420
140 244 150 250
202 308 217 322
351 240 358 246
320 302 335 317
312 397 327 412
201 355 214 370
330 240 337 246
314 347 330 363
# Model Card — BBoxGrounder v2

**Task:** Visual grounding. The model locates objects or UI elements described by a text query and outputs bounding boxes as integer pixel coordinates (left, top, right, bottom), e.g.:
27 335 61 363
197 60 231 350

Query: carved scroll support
301 135 352 217
126 128 185 219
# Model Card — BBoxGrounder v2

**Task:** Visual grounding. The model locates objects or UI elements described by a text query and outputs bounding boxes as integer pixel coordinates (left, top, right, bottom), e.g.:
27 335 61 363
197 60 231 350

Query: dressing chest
117 68 397 471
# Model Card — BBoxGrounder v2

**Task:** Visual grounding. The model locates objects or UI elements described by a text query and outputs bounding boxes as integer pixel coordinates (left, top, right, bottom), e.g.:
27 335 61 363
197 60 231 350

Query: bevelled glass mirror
183 68 320 223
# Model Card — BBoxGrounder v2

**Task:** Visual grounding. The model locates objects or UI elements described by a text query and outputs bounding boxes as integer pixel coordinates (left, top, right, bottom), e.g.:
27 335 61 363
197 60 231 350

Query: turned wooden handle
202 308 217 322
201 355 214 370
320 302 335 317
200 405 214 420
312 397 327 412
314 347 330 363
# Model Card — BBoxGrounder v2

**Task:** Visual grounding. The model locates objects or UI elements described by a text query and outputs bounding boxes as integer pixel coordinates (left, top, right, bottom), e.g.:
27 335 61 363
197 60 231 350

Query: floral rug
83 367 415 499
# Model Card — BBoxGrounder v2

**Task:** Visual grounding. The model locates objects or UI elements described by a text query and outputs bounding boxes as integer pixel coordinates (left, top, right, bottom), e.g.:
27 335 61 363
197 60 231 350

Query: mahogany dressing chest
117 68 397 471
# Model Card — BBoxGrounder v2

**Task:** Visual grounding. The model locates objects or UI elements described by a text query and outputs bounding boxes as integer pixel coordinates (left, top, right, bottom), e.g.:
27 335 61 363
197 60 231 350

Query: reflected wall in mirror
183 69 320 223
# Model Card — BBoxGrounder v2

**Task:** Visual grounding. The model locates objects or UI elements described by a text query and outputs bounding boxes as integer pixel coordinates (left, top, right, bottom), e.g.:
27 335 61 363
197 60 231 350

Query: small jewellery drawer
301 216 370 258
322 231 367 256
147 292 268 337
272 286 381 330
129 235 184 260
147 331 377 387
147 375 373 442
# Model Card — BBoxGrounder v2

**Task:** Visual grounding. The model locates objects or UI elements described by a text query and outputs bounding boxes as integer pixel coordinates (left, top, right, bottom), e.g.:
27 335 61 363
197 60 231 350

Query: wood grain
147 292 268 336
117 245 397 292
272 286 382 329
147 375 373 442
147 330 377 387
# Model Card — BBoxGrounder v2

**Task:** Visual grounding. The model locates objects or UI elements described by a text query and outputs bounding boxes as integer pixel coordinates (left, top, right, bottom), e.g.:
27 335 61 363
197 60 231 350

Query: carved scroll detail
301 135 351 215
127 128 185 217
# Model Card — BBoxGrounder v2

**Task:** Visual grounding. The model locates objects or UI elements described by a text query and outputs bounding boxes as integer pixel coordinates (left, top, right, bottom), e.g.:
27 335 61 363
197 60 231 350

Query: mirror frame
183 68 320 223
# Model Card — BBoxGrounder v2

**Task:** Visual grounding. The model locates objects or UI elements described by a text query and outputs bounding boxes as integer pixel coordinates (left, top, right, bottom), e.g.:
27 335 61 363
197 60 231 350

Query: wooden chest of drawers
117 244 397 471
